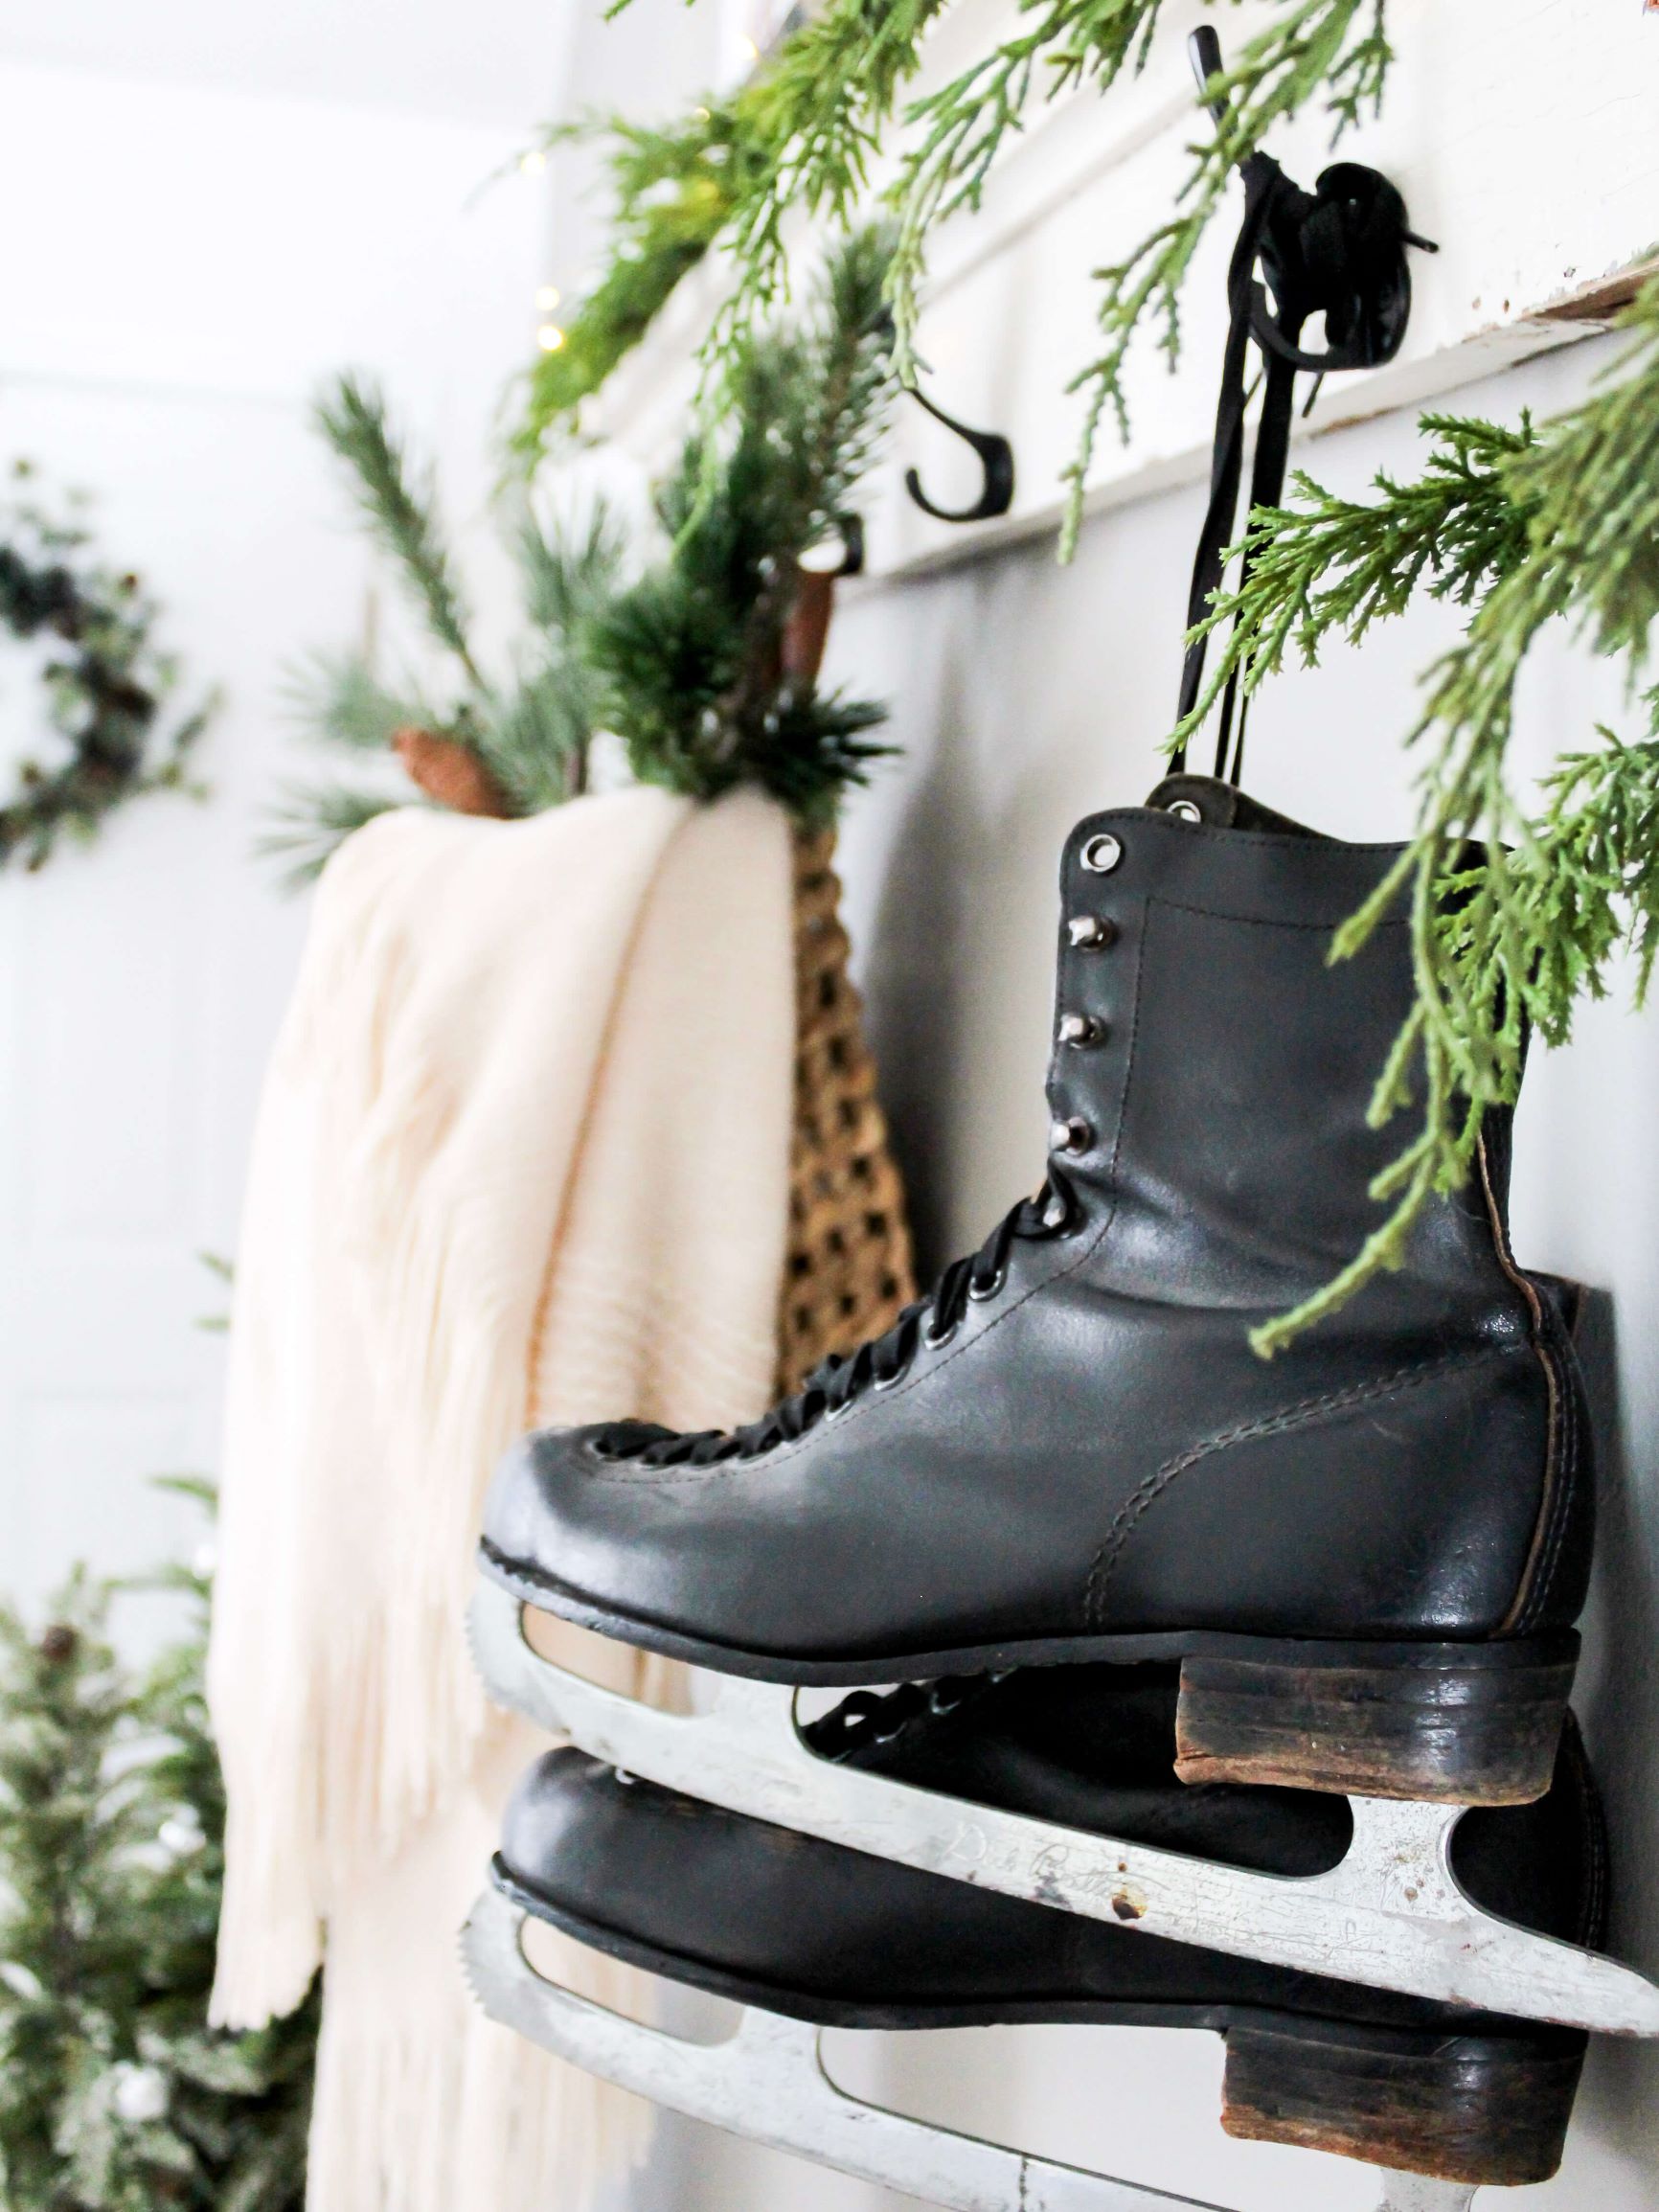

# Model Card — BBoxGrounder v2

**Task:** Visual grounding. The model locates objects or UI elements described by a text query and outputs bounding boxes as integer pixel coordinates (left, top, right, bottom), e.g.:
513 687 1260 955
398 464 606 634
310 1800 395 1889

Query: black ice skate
464 1665 1609 2210
480 776 1592 1811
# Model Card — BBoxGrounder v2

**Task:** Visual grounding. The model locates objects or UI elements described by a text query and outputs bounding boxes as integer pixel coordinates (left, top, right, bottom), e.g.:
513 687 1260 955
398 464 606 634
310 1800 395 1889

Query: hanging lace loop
1170 33 1434 787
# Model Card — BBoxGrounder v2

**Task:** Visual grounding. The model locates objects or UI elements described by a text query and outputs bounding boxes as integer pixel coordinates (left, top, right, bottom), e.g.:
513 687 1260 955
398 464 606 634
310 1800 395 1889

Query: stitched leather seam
1480 1130 1575 1639
1148 896 1408 935
583 904 1152 1490
1517 1270 1580 1637
1520 1328 1577 1637
1082 1345 1510 1627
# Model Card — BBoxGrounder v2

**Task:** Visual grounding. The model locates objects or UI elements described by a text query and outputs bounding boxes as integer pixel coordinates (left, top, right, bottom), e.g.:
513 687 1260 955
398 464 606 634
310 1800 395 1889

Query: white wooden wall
0 54 545 1619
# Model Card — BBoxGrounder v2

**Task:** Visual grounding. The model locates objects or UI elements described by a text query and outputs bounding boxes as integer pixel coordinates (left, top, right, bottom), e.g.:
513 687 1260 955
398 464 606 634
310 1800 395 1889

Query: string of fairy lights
516 9 773 364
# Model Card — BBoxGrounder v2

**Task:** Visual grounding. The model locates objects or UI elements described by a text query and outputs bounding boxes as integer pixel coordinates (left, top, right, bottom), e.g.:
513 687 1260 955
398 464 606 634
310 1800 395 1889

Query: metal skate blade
464 1885 1471 2212
1375 2180 1477 2212
471 1581 1659 2039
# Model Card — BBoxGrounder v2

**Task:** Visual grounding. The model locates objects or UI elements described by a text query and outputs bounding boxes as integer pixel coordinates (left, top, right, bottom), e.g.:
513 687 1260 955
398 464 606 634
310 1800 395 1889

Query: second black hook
901 381 1016 524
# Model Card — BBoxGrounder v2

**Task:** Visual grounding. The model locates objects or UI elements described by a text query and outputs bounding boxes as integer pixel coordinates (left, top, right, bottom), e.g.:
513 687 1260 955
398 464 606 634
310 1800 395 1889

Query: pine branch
256 782 400 889
889 0 1172 387
274 422 626 875
491 501 626 802
284 650 434 754
511 501 625 637
313 376 483 684
706 0 947 358
591 226 898 819
478 666 594 812
1171 413 1541 747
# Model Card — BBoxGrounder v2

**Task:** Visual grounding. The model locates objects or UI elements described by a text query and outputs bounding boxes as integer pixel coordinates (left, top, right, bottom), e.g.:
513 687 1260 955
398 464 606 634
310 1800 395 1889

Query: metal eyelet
1067 914 1116 948
967 1267 1006 1302
923 1316 959 1351
1166 799 1203 825
1081 832 1123 874
1050 1115 1092 1155
1057 1013 1103 1048
871 1364 904 1391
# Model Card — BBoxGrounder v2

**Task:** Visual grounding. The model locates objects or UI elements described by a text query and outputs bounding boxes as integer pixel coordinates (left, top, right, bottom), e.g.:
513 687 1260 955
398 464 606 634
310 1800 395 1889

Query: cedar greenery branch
275 226 898 878
0 1481 318 2210
1176 274 1659 1355
519 0 1391 550
0 464 212 871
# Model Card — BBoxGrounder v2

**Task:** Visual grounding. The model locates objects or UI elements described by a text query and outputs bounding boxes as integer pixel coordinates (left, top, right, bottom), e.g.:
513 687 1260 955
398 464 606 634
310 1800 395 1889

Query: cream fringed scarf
209 786 797 2212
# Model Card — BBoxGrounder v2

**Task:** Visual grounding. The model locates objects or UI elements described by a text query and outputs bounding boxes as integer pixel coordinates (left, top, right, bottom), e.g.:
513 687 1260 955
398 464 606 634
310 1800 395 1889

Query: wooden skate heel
1221 2015 1585 2185
1174 1635 1579 1805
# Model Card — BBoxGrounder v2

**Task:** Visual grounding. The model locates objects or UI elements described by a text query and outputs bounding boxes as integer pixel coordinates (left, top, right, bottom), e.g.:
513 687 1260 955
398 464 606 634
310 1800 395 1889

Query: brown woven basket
778 826 916 1396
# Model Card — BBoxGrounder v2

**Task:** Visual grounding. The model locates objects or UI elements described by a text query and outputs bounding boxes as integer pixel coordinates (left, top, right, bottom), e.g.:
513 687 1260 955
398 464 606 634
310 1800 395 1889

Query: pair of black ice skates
465 776 1654 2211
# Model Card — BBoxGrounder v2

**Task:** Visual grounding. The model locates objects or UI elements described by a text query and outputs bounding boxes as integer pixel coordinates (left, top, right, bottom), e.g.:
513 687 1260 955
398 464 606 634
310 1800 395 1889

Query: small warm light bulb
538 324 566 353
520 148 547 176
536 284 562 311
739 34 761 60
693 104 712 121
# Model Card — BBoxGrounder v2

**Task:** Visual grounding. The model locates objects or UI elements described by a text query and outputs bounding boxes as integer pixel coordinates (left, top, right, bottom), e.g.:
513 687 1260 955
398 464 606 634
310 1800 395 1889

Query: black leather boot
489 1665 1604 2187
482 777 1592 1804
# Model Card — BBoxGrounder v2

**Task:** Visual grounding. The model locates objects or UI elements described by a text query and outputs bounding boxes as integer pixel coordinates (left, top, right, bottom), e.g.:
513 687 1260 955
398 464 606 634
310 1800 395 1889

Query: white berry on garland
109 2064 170 2127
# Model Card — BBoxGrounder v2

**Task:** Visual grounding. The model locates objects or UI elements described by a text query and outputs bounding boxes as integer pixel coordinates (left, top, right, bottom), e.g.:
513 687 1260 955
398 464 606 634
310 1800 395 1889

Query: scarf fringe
211 790 797 2210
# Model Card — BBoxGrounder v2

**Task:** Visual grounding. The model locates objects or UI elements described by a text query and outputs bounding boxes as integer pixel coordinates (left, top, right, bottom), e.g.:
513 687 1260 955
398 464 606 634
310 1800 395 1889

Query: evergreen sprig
1174 277 1659 1352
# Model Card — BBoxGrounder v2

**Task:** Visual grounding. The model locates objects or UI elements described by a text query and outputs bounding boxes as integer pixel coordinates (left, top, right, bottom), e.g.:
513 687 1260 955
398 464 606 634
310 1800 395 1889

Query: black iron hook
1188 26 1231 131
901 383 1015 524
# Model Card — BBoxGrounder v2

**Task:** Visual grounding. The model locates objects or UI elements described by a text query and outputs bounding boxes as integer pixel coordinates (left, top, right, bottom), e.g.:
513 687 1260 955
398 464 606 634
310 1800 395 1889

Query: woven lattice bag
777 826 915 1396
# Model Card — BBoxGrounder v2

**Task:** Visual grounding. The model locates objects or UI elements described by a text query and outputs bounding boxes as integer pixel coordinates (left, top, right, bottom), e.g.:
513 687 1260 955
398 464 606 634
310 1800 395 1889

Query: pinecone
783 570 835 685
393 727 512 818
38 1625 78 1663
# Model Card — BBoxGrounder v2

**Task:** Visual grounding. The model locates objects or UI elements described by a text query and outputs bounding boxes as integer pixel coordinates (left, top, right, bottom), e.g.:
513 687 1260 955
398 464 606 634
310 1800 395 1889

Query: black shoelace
609 1173 1078 1471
